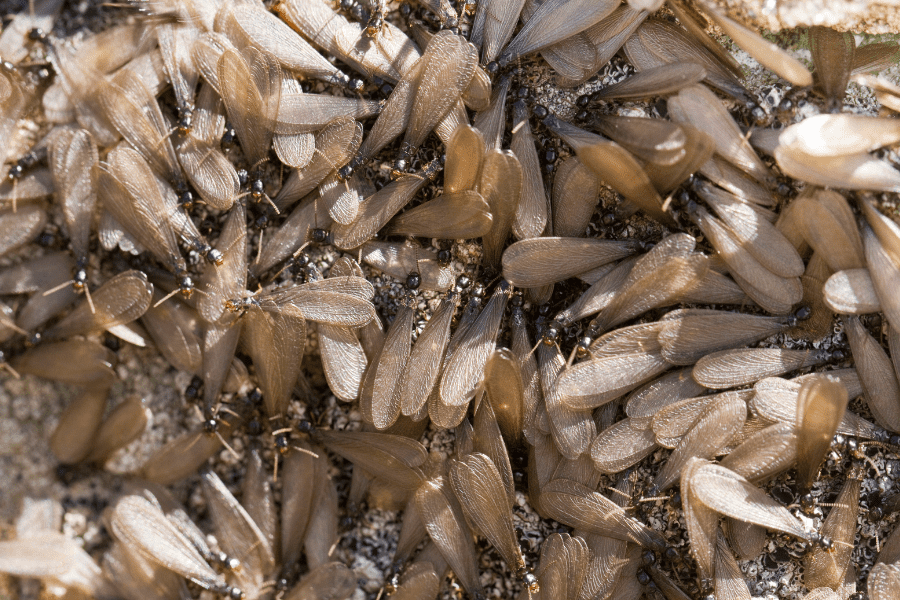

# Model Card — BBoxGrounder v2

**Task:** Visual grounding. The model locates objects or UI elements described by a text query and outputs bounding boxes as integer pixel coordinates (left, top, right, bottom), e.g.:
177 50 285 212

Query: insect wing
313 429 427 489
218 46 281 167
449 453 524 575
503 237 639 288
440 282 511 407
651 389 746 493
689 463 813 542
45 270 153 340
110 495 229 593
804 470 861 590
201 470 275 591
795 375 849 491
415 478 484 599
541 478 666 550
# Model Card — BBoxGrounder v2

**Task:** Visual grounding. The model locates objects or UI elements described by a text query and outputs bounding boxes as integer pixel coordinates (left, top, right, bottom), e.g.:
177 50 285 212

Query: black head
406 271 421 291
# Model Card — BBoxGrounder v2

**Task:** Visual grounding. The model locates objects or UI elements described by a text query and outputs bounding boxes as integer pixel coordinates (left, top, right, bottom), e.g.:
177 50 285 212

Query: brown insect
449 452 539 592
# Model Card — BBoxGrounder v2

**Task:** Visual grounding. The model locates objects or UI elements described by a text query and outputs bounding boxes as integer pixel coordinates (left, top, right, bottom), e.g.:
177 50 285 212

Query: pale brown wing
449 453 525 576
45 270 153 339
415 478 484 598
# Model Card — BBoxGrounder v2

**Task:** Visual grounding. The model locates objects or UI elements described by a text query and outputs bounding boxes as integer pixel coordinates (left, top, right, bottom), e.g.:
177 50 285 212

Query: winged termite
393 31 477 174
690 462 823 544
530 532 588 600
444 125 484 194
387 189 492 239
280 440 327 572
315 258 368 402
311 427 428 491
623 19 748 101
43 270 153 340
469 0 524 65
103 538 189 600
672 89 771 186
332 159 441 250
198 202 247 325
590 115 687 167
692 347 830 390
153 17 199 132
449 453 539 591
439 280 511 408
48 128 97 294
592 63 706 101
422 292 482 428
686 202 802 313
650 389 747 493
659 308 800 366
286 0 421 85
415 477 485 600
502 237 639 288
750 372 881 436
201 469 275 598
543 335 599 458
471 397 516 506
555 333 669 411
399 291 458 417
767 115 900 191
362 294 415 429
49 42 124 146
711 529 752 600
98 68 187 193
217 45 281 211
804 468 861 590
219 2 357 90
49 388 109 465
677 457 718 583
176 82 240 210
789 189 864 272
787 375 850 494
13 339 116 389
650 390 750 447
479 348 525 447
540 478 666 550
98 148 195 296
624 367 706 427
542 115 669 224
282 562 357 600
810 26 855 112
586 233 709 334
497 0 618 66
110 494 243 599
842 315 900 432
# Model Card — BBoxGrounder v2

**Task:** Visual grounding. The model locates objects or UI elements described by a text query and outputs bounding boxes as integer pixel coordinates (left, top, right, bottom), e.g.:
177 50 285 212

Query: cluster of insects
4 0 900 598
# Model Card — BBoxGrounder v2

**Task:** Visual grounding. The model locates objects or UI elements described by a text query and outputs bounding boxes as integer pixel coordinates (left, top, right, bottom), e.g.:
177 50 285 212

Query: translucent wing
415 478 484 598
449 453 525 577
540 478 666 550
689 463 814 542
